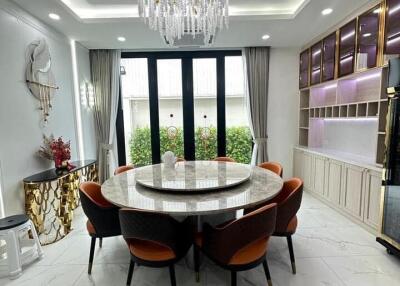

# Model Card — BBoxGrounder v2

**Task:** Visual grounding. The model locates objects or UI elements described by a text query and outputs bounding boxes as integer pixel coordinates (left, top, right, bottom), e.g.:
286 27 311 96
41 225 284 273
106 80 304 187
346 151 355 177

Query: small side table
23 160 97 245
0 215 43 279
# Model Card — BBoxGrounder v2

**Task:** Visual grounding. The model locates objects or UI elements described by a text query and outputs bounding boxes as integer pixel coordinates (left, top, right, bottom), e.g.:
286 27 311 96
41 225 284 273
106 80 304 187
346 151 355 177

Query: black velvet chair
79 181 121 274
119 208 193 286
195 203 278 286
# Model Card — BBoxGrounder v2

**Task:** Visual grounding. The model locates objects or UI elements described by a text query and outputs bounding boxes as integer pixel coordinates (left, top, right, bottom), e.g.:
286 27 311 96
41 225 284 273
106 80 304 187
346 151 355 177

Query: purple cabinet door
299 49 310 88
311 42 322 85
339 20 357 77
357 6 380 70
322 33 336 82
385 0 400 55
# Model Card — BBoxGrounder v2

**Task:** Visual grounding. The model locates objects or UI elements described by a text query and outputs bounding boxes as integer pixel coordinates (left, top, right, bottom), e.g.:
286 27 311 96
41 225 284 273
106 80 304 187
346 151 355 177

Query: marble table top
102 161 283 216
134 161 251 192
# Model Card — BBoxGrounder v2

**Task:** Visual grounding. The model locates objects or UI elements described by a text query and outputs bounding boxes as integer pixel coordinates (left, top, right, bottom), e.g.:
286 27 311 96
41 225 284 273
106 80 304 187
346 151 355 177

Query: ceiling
12 0 374 49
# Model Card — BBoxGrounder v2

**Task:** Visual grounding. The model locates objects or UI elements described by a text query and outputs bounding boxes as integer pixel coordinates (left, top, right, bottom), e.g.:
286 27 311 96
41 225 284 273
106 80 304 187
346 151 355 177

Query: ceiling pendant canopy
138 0 229 46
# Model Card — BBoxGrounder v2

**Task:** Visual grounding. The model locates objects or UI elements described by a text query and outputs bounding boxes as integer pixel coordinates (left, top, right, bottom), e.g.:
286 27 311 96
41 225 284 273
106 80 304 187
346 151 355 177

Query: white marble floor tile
323 255 400 286
0 264 84 286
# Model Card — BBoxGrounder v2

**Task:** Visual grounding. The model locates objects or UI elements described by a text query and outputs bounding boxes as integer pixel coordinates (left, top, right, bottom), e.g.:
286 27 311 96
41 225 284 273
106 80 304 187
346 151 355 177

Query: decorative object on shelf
23 160 98 245
138 0 229 46
80 81 95 109
26 39 59 124
38 135 75 171
161 151 177 168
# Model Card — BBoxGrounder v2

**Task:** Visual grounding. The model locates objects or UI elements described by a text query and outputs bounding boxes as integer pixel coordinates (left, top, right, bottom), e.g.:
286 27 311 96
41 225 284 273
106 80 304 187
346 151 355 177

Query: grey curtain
90 50 121 183
243 47 270 165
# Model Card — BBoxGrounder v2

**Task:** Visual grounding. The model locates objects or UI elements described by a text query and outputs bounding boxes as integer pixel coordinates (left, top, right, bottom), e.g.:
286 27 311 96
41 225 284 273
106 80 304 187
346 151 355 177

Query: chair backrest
119 209 192 257
114 165 134 175
79 181 121 236
202 203 277 265
258 162 283 177
273 178 303 234
213 157 236 162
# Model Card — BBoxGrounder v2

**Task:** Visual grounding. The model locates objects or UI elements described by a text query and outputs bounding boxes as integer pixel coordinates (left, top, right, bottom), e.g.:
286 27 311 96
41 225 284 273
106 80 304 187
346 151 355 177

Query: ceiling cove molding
58 0 310 22
1 0 69 43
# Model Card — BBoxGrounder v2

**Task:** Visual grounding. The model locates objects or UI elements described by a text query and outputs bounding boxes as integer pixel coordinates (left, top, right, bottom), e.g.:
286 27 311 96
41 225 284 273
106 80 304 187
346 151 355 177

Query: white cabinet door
363 170 383 230
313 155 326 197
293 149 303 179
342 164 365 220
326 159 343 206
302 152 313 192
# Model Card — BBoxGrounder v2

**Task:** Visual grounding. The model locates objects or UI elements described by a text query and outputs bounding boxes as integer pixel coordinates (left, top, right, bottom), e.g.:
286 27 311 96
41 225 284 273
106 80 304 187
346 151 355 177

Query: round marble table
101 161 283 216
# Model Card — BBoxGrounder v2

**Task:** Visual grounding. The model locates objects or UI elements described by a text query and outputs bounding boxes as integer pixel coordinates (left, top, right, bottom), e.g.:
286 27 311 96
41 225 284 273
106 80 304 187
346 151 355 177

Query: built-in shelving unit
298 67 388 165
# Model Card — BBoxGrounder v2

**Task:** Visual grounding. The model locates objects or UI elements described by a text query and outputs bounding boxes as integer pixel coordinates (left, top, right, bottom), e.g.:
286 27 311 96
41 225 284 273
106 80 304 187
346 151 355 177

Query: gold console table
23 160 97 245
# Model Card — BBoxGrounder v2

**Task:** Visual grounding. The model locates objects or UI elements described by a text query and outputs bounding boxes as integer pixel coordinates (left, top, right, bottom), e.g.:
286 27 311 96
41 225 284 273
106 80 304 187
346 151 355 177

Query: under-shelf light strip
70 40 85 161
323 118 378 122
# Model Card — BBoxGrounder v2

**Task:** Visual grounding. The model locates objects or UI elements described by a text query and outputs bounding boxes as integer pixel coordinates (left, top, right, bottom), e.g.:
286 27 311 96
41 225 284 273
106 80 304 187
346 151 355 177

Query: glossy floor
1 192 400 286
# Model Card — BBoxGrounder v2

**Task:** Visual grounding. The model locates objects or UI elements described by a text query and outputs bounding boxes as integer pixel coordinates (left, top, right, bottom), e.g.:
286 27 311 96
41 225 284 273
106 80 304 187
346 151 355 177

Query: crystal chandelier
138 0 229 45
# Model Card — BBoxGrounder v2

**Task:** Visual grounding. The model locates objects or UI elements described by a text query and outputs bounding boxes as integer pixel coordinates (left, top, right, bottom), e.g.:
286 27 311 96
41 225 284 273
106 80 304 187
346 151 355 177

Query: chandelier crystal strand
139 0 229 46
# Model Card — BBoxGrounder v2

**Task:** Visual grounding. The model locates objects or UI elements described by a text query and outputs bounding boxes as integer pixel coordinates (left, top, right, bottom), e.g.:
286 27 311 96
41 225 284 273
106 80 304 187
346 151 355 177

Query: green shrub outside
129 126 252 166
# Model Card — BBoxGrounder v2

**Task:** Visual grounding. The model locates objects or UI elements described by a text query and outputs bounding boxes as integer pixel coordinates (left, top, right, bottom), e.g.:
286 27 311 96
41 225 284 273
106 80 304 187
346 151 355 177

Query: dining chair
119 209 193 286
79 181 121 274
194 203 278 286
214 157 236 162
114 165 134 175
258 162 283 177
244 178 303 274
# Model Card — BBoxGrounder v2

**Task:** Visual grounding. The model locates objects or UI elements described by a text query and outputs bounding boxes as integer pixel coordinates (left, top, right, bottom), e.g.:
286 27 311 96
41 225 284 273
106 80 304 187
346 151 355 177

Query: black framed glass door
118 50 250 166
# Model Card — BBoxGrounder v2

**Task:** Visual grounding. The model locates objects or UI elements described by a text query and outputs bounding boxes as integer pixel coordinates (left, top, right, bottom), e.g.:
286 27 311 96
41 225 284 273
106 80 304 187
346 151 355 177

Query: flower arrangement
38 134 74 170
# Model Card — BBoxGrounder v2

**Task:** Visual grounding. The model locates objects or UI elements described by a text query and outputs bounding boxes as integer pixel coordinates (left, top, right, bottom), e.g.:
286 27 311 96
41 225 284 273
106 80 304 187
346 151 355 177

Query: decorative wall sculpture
26 39 58 124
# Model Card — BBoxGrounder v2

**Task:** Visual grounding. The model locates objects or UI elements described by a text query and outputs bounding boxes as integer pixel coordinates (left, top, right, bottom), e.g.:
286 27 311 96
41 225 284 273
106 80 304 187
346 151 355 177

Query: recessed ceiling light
262 34 270 40
322 8 333 15
363 33 372 38
117 36 126 42
48 13 60 20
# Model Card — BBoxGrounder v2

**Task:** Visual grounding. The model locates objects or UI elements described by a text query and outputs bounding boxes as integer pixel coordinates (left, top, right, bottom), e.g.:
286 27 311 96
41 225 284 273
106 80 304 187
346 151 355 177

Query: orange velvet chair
194 203 278 286
244 178 303 274
79 182 121 274
119 209 193 286
258 162 283 177
114 165 134 175
214 157 236 162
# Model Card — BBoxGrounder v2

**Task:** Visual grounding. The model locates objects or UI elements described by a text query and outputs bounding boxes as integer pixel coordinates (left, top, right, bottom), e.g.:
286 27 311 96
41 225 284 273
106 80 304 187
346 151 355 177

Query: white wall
75 43 97 160
0 1 95 215
267 48 300 179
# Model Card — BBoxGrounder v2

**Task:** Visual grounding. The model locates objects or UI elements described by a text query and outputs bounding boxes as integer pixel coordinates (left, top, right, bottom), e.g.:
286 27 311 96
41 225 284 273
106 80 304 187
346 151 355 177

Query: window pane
193 58 218 160
225 56 252 164
120 58 152 166
157 59 184 160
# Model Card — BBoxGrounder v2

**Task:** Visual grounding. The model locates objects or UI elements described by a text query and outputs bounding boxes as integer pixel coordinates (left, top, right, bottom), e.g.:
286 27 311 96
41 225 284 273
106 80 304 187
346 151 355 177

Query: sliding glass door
119 51 251 166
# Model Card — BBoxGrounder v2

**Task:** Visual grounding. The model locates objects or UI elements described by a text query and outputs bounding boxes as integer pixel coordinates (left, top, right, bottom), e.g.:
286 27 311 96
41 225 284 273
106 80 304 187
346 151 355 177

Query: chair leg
263 259 273 286
194 245 200 282
231 271 237 286
169 265 177 286
287 235 296 274
99 238 103 248
126 260 135 286
29 220 44 258
88 237 96 274
5 230 22 278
